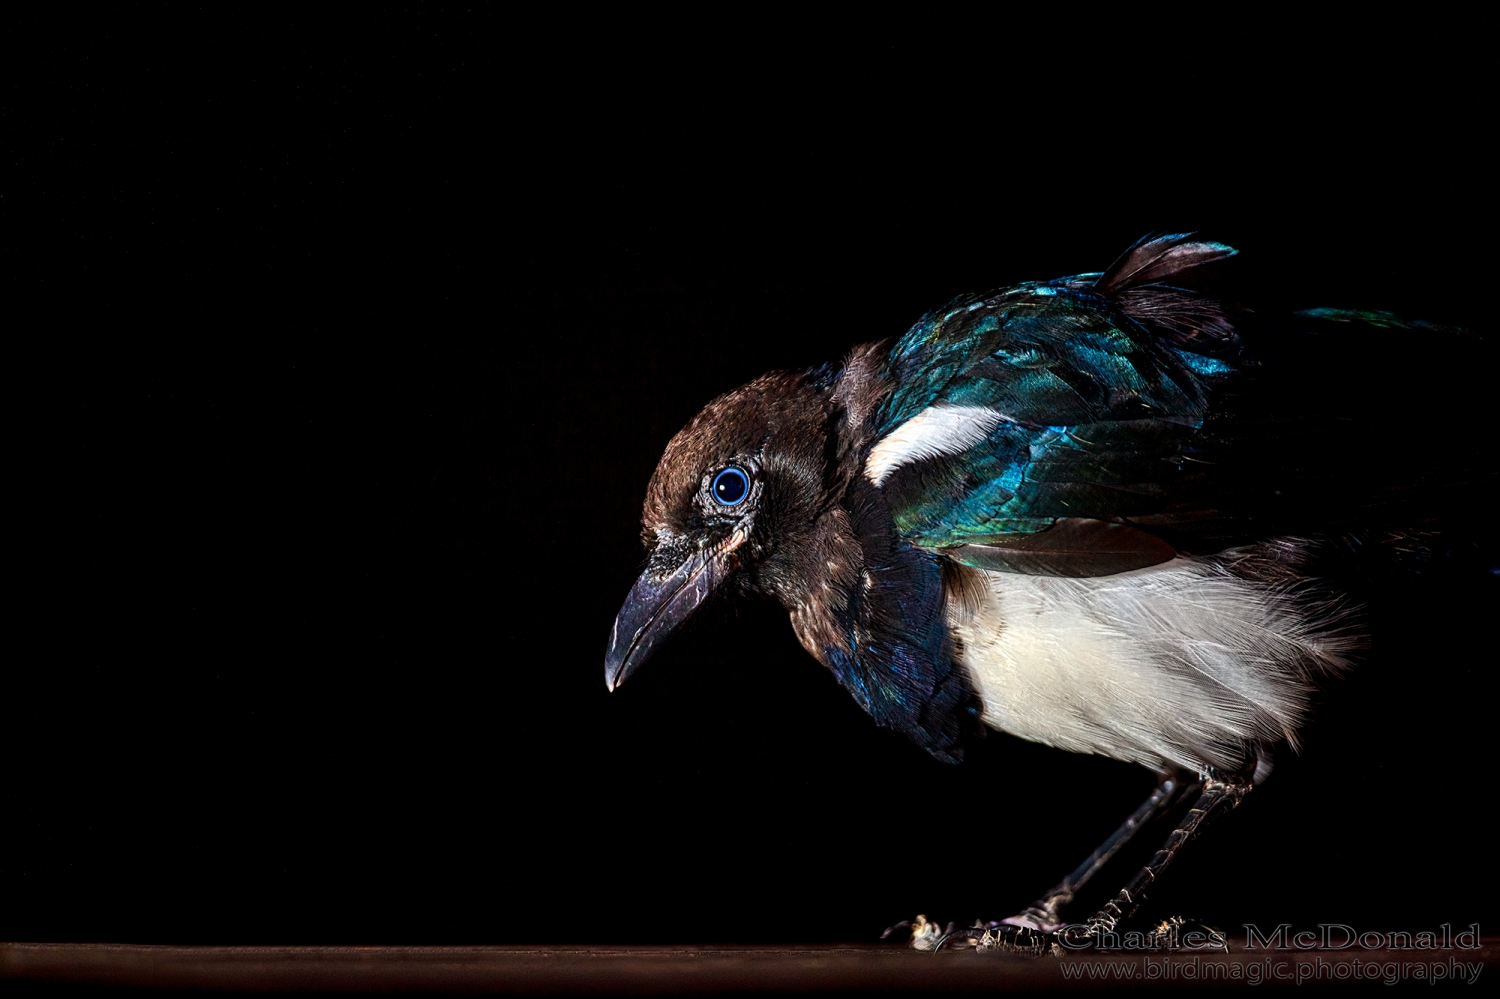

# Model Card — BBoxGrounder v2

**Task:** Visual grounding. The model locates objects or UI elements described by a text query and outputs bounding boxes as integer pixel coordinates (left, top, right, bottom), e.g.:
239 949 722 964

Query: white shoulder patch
865 404 1009 486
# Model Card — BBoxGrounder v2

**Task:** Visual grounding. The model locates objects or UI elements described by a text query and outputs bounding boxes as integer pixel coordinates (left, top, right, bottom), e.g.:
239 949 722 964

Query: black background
10 10 1495 946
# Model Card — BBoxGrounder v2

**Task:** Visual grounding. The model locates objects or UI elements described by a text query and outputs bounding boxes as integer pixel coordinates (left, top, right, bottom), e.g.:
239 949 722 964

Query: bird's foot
1025 914 1230 954
952 905 1067 955
881 914 951 952
970 920 1063 956
883 910 1066 955
901 912 1224 956
1144 915 1229 952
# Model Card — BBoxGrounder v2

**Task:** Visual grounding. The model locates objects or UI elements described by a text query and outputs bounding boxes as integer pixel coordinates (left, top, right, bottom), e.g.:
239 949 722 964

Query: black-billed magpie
603 234 1488 952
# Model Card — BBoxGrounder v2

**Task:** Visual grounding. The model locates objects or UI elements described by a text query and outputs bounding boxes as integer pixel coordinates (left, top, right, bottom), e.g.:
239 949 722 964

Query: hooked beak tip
603 654 627 693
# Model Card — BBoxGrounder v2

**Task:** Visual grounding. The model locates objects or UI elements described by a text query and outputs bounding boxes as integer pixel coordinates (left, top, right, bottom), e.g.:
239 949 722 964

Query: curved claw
933 922 991 951
879 919 912 941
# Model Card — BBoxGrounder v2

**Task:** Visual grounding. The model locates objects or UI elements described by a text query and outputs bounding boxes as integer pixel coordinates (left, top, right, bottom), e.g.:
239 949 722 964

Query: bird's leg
1003 775 1186 933
916 772 1253 955
1068 774 1253 943
934 776 1187 955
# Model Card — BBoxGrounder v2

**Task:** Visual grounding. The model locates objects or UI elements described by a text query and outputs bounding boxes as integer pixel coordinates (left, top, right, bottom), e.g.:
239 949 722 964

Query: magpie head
604 370 835 691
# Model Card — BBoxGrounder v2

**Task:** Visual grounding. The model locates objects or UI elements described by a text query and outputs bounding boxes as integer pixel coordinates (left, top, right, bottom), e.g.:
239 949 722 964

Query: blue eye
712 466 750 506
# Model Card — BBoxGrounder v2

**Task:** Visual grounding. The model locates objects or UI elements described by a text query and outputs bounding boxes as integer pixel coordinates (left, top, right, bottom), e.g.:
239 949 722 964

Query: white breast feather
865 404 1009 486
949 543 1361 775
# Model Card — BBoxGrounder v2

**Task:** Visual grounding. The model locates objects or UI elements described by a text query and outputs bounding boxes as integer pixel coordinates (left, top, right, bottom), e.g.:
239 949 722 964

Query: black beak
604 526 750 691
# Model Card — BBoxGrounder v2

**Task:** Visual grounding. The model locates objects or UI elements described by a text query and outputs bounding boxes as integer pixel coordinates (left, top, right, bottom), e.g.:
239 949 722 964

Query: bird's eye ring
712 466 750 506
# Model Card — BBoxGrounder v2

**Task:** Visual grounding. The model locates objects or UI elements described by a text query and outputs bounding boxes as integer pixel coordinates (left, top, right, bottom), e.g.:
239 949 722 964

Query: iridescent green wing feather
871 235 1239 573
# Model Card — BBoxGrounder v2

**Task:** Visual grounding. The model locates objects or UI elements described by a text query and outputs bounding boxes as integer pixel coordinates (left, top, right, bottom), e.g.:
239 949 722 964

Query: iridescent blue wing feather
872 235 1239 570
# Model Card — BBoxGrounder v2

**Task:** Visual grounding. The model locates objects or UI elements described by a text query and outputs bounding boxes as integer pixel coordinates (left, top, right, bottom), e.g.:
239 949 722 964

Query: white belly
948 543 1360 774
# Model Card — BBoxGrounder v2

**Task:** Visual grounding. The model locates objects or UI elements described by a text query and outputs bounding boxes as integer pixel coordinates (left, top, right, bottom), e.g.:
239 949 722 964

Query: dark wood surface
4 939 1495 993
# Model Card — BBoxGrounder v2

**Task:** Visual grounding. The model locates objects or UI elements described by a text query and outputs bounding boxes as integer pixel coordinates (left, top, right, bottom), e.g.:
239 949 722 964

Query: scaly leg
1068 775 1252 943
931 776 1188 954
910 772 1254 954
1005 775 1186 933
